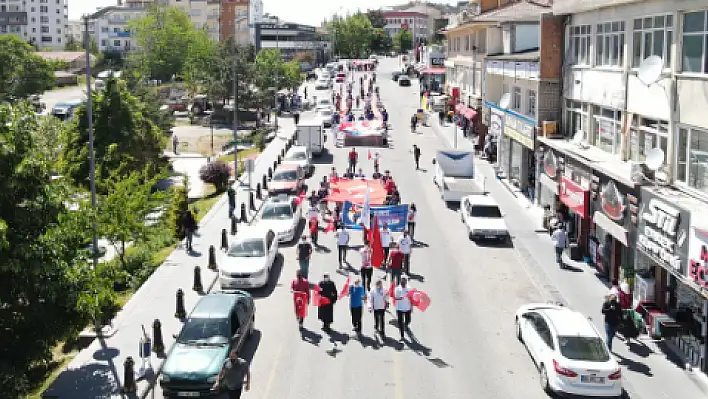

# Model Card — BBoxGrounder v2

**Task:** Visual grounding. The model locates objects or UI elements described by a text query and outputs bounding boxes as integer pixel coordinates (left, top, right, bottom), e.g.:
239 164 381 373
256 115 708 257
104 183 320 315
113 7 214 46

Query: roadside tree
0 36 54 101
328 13 373 58
393 28 414 53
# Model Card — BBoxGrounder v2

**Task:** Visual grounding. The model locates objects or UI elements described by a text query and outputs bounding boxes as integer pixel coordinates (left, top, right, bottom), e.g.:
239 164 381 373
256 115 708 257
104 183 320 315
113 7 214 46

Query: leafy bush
167 176 189 239
252 128 268 152
199 161 231 191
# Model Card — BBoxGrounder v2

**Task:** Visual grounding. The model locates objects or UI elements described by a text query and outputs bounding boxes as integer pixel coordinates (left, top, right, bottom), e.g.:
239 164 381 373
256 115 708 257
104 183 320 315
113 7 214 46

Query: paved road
40 85 85 113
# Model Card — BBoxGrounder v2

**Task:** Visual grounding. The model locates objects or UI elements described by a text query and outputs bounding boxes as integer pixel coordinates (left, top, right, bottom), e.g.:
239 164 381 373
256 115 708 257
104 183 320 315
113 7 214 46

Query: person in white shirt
380 222 392 261
397 230 413 275
407 203 417 239
394 276 412 342
307 205 319 221
368 279 388 337
551 225 568 269
360 242 373 291
335 227 350 268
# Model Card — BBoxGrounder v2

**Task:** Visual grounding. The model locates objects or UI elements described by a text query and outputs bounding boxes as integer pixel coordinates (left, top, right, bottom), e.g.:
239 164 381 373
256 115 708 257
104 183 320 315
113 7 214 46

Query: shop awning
422 68 446 75
539 173 558 195
593 211 628 246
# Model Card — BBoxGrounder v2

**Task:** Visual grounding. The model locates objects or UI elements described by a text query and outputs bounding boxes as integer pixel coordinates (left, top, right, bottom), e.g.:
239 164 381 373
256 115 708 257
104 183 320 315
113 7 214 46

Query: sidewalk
42 116 299 399
429 118 708 398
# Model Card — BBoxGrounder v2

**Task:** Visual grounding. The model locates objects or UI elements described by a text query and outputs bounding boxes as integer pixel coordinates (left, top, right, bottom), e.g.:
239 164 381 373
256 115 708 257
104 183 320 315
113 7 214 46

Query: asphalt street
147 58 557 399
40 85 85 113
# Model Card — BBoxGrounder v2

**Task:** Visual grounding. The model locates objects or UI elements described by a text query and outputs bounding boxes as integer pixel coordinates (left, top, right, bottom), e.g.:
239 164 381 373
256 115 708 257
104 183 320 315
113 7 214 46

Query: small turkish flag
325 219 335 233
407 289 431 312
294 191 306 206
293 292 308 318
368 150 372 160
388 281 396 305
312 286 331 307
339 276 350 300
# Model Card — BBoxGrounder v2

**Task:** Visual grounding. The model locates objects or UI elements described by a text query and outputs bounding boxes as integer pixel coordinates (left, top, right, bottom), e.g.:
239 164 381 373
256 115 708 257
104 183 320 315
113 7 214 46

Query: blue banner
341 201 409 232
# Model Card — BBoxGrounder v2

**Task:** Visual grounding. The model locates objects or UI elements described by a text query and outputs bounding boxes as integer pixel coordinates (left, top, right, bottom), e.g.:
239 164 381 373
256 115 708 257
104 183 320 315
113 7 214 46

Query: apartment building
0 9 28 38
388 1 456 41
254 21 327 62
91 6 144 53
67 18 95 44
166 0 220 41
383 11 428 44
542 0 708 376
0 0 67 48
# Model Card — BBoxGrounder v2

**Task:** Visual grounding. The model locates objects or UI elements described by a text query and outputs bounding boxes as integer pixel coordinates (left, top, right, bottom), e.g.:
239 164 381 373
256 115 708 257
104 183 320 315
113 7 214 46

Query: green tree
366 9 387 28
328 13 373 58
370 28 393 54
64 36 82 51
59 78 166 191
97 169 164 269
0 103 98 396
0 36 54 101
393 28 414 53
31 114 66 167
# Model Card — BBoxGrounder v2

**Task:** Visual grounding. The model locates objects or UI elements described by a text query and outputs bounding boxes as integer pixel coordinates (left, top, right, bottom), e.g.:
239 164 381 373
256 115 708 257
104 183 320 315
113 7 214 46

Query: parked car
282 145 314 176
268 163 305 196
460 194 509 242
160 292 255 397
220 228 278 289
398 76 411 86
515 303 623 398
51 99 83 121
315 97 334 111
257 195 302 243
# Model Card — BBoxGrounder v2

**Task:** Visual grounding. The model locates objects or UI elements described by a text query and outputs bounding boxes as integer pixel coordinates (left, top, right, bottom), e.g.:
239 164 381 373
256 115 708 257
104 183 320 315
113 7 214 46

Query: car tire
515 318 523 342
468 232 475 241
248 315 255 338
539 365 552 394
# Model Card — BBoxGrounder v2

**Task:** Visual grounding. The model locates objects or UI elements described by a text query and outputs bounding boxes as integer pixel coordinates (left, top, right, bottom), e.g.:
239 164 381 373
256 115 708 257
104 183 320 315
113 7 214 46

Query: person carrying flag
369 279 388 338
348 278 367 334
317 273 337 332
290 270 310 328
394 276 412 343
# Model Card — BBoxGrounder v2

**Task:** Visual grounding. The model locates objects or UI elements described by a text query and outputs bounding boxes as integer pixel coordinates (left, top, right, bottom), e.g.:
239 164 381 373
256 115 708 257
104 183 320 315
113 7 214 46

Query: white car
515 303 623 398
282 145 314 176
316 107 334 128
220 228 278 289
460 194 509 241
257 195 301 243
315 79 330 91
316 97 334 110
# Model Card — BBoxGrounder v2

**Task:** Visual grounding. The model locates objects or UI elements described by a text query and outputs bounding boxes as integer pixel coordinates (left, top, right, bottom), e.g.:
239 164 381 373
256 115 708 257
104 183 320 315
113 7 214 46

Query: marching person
212 348 250 399
296 235 313 279
380 222 392 261
398 230 413 276
349 278 367 334
387 242 404 285
317 273 338 332
368 279 388 337
407 204 417 239
360 241 373 291
348 147 359 174
335 225 350 268
309 217 319 246
290 270 310 328
394 276 412 343
412 144 422 170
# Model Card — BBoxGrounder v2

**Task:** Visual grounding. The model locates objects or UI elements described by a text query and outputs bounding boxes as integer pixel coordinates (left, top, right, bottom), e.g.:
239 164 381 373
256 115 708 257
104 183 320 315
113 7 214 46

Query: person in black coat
601 294 623 352
318 273 338 331
180 209 198 252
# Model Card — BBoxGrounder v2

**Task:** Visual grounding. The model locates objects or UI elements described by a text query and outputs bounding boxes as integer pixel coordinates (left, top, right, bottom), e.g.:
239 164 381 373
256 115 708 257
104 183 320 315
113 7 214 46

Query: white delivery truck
432 150 486 203
295 119 326 156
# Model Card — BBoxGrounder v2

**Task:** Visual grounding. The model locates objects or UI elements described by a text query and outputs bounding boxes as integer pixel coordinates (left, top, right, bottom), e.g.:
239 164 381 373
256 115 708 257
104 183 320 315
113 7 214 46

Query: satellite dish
645 148 665 171
571 130 585 145
498 93 511 110
637 56 663 86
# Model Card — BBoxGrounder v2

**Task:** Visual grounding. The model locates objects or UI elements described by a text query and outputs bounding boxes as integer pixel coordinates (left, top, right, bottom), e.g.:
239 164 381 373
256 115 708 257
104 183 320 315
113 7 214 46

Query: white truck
432 150 486 203
295 120 326 156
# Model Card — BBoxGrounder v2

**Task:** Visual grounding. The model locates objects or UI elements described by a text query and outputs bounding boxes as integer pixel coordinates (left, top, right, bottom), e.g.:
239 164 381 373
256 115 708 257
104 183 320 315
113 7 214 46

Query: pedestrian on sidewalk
212 349 250 399
336 226 350 268
360 241 373 291
410 114 418 133
349 278 366 334
438 110 445 126
348 147 359 174
294 111 300 125
412 145 421 170
380 222 392 261
172 134 179 154
181 209 197 252
297 236 313 279
387 243 404 285
369 279 388 337
317 273 337 331
291 270 310 328
227 185 236 218
394 276 412 343
407 204 417 239
551 225 568 269
398 230 413 275
601 294 623 352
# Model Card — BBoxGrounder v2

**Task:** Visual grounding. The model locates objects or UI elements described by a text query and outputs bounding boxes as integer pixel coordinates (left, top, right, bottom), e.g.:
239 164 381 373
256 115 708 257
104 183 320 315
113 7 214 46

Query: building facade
219 0 249 44
254 21 327 63
0 10 28 38
383 11 428 44
91 6 144 53
388 1 455 41
167 0 220 41
0 0 67 48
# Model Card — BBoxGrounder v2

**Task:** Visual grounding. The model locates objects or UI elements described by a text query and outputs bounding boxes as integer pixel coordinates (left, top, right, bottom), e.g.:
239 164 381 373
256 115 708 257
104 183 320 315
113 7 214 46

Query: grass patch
195 133 237 157
216 147 259 164
190 184 220 223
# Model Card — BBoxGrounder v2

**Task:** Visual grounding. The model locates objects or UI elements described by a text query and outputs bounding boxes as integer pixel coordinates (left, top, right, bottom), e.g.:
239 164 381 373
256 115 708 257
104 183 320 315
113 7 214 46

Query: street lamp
274 16 280 130
82 15 99 271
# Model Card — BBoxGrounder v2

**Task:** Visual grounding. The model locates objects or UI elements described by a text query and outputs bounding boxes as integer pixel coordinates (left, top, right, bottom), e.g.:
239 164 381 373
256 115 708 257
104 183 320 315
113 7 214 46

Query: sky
69 0 456 26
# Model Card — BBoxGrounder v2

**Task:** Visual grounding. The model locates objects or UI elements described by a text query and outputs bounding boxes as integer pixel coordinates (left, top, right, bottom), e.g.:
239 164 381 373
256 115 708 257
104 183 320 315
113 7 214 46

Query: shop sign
489 107 505 138
601 181 626 221
503 113 535 149
543 150 558 178
559 177 590 218
688 228 708 288
637 197 688 273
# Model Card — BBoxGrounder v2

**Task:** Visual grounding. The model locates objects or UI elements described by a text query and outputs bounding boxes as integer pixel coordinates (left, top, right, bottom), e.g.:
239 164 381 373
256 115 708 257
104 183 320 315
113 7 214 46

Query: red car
268 164 305 195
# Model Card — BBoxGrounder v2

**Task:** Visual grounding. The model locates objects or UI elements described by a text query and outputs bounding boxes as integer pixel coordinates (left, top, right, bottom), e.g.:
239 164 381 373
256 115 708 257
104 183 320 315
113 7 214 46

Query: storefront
420 68 446 93
454 103 479 139
500 112 536 197
537 147 561 210
590 173 639 282
559 175 591 252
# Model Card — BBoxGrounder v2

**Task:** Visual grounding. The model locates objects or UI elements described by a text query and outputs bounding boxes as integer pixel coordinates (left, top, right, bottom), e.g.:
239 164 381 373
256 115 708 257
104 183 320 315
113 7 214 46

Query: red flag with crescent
339 276 350 300
388 281 396 305
293 291 308 318
407 289 431 312
294 191 306 206
311 286 331 307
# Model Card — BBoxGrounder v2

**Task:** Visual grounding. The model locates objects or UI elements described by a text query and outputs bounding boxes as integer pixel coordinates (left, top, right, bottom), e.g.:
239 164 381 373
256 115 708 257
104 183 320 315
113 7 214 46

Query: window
566 100 588 139
101 27 108 32
676 126 708 196
632 15 673 68
464 34 470 51
568 25 591 65
558 336 610 362
41 26 48 33
113 39 120 46
40 15 48 22
101 39 106 46
39 5 46 11
682 11 708 73
512 87 521 110
629 117 668 162
593 106 622 155
527 90 536 118
596 21 626 67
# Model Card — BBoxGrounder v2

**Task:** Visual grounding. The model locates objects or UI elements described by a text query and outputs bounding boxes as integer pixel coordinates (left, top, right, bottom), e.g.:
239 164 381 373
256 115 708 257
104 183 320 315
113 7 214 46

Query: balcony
107 18 129 24
108 31 132 38
0 11 27 26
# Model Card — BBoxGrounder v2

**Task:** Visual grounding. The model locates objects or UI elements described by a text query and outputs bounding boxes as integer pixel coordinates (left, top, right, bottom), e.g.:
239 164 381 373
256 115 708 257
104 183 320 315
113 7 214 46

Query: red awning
422 68 446 75
464 109 478 119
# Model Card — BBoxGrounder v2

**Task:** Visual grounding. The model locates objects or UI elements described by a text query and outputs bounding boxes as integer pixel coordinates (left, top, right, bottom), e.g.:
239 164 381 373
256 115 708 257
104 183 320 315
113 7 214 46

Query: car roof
191 293 241 319
287 146 308 155
540 308 599 337
463 195 499 206
265 194 295 205
275 163 299 171
231 227 269 240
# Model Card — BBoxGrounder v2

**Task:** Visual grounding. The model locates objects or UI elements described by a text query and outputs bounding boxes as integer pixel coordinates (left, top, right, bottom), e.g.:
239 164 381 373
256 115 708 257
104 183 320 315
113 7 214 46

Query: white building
66 19 95 44
0 0 67 48
382 11 428 44
91 6 145 53
167 0 220 42
248 0 263 45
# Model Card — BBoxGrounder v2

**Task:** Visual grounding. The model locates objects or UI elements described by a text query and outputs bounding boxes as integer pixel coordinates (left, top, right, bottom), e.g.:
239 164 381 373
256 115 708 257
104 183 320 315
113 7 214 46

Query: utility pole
274 17 280 130
83 15 99 271
233 38 239 182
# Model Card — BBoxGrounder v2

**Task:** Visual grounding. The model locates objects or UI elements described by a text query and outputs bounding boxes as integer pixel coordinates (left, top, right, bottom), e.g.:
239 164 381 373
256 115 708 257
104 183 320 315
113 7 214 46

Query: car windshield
228 239 265 257
320 110 332 116
558 336 611 362
273 170 298 181
286 152 307 161
262 204 293 220
318 100 331 105
469 205 502 218
178 318 229 345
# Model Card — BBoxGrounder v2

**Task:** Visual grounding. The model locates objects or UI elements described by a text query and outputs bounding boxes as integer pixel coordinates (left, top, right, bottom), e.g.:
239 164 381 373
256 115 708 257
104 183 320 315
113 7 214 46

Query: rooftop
37 51 87 62
543 308 598 337
471 0 550 23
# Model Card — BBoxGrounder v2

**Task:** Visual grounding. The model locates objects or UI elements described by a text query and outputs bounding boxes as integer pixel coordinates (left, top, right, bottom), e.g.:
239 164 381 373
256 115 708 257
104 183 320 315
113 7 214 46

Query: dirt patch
171 131 252 156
